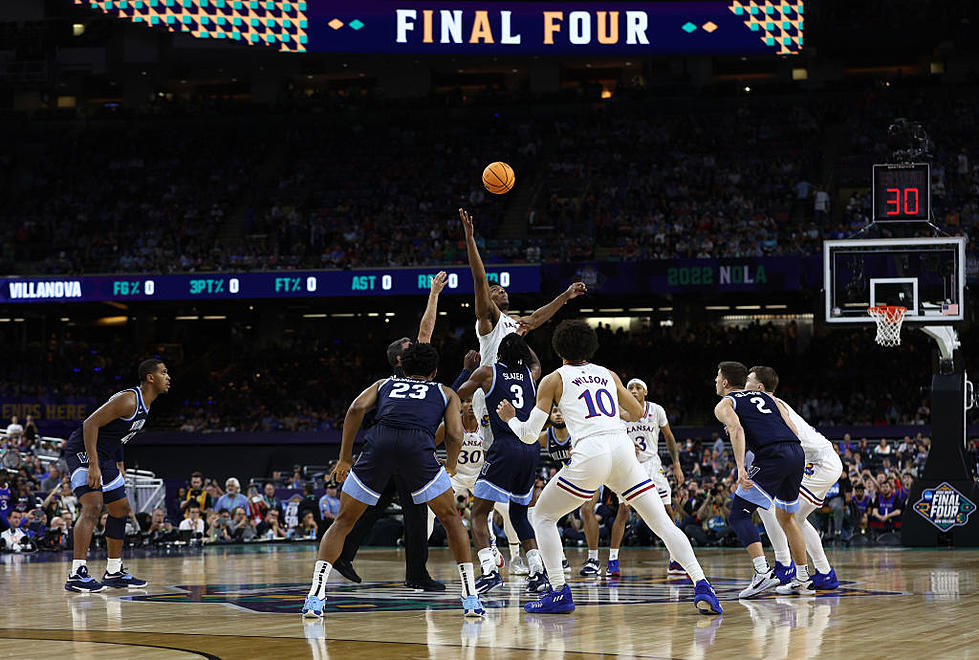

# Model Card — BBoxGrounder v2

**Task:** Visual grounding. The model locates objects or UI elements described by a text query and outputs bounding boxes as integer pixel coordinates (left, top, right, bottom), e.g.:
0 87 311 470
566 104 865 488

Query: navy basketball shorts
66 451 127 503
735 443 805 512
344 428 450 506
474 440 541 506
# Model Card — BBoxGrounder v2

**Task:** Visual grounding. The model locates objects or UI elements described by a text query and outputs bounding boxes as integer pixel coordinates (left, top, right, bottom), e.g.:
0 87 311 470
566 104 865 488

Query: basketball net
868 306 906 347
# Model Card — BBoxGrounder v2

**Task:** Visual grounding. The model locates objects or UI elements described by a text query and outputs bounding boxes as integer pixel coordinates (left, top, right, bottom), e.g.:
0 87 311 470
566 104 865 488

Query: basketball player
63 358 170 592
498 320 722 614
302 343 485 618
605 378 685 578
745 366 842 590
713 361 812 598
457 333 549 594
333 272 448 590
539 405 575 574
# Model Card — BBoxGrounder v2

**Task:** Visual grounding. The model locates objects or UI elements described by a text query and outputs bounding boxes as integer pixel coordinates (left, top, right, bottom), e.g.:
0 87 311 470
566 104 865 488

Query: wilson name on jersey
556 363 623 444
482 362 536 451
723 390 799 452
627 401 668 462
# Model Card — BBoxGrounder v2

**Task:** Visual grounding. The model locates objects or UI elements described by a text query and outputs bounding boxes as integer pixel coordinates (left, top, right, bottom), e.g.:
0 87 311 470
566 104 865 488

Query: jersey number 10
579 388 616 419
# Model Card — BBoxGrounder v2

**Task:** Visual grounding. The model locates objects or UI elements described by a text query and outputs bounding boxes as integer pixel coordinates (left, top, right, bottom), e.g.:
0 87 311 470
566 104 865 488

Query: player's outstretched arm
450 350 481 391
460 208 499 334
417 271 447 344
522 281 587 332
81 390 138 489
715 399 750 488
334 379 384 483
434 422 446 448
661 421 684 487
498 371 562 444
442 388 464 476
774 399 800 438
611 372 643 421
527 345 542 382
457 365 493 401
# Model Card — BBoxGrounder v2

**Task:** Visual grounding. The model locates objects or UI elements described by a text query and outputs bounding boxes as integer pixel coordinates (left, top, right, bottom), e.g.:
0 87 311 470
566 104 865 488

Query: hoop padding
868 306 907 347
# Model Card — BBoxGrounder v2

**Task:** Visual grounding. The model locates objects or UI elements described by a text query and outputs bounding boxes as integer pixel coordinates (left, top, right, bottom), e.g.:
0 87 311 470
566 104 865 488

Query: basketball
482 161 515 195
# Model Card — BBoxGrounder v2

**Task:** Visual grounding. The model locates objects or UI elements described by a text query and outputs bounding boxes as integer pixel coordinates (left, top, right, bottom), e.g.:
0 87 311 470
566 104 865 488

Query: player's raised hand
515 318 532 336
565 281 587 299
496 399 516 422
463 350 481 370
430 271 448 295
330 458 352 484
459 208 474 238
673 464 685 488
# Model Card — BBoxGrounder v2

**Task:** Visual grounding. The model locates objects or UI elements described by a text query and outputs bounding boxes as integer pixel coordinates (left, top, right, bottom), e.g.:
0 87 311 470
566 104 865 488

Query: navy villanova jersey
373 376 447 438
546 427 572 465
724 390 799 452
65 387 150 460
482 361 536 453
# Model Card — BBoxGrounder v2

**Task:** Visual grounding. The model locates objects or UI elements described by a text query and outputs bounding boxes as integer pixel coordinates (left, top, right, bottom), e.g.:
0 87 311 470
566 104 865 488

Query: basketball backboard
824 236 966 324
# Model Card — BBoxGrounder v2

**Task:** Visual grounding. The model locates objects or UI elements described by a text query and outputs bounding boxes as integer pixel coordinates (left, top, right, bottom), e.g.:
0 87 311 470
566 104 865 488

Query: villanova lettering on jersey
64 387 150 459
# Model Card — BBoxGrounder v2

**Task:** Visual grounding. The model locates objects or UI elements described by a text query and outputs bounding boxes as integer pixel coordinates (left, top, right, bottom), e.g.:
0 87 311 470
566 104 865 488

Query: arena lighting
202 315 227 320
175 315 199 320
705 305 730 310
791 67 808 80
96 316 128 326
72 23 86 36
302 313 327 318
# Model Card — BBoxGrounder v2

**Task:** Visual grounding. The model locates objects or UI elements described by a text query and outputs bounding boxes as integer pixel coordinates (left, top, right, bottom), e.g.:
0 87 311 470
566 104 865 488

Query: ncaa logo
913 483 977 532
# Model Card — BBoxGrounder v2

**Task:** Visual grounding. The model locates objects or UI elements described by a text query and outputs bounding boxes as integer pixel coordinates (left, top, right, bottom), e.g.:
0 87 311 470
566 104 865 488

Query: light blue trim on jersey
735 482 773 510
70 466 125 493
102 472 125 492
343 470 381 506
474 478 533 505
134 386 148 413
438 384 448 407
724 394 737 410
773 496 800 513
120 388 142 421
411 466 452 504
489 364 498 397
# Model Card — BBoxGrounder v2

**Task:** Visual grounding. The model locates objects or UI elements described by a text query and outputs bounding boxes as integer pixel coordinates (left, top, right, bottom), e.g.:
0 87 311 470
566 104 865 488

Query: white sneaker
739 569 780 599
775 577 815 596
492 547 505 571
509 555 530 576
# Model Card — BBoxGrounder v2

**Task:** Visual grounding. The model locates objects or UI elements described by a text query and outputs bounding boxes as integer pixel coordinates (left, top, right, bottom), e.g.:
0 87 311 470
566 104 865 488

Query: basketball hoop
868 306 906 347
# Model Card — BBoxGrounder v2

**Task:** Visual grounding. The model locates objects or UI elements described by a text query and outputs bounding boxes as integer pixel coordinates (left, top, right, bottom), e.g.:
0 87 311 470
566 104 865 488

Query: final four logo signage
913 483 976 532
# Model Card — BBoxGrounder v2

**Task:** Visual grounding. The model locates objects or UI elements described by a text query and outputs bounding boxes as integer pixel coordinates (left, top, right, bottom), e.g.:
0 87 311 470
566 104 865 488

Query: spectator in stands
287 466 304 490
208 509 233 544
229 506 256 541
5 416 23 445
179 503 205 536
146 508 174 543
256 508 286 539
44 515 71 551
12 478 40 512
318 483 340 529
41 479 76 519
181 473 214 517
869 480 903 534
215 478 248 513
261 482 283 516
297 483 321 532
292 511 318 540
40 466 62 493
1 510 31 552
874 438 893 458
22 416 38 448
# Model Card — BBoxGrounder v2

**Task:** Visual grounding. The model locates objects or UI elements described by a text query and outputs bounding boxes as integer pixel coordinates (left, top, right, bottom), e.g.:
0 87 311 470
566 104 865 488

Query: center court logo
913 482 977 532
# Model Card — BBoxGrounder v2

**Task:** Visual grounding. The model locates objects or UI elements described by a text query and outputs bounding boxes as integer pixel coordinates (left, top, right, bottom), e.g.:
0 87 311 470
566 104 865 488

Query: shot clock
872 163 930 222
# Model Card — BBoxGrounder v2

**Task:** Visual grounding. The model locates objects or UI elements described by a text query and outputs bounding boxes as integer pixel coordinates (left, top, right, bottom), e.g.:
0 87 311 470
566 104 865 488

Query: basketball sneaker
811 568 839 590
605 559 621 578
301 595 326 618
492 546 505 571
102 567 148 589
738 568 780 599
524 584 575 614
694 580 724 615
475 570 503 594
509 554 530 576
462 594 486 618
65 566 105 593
526 571 550 593
561 558 571 574
776 577 815 596
667 560 687 576
579 558 600 577
774 561 796 586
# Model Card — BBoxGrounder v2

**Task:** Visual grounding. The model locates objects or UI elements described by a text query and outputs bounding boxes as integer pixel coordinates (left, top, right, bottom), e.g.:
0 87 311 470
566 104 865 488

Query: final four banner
76 1 803 55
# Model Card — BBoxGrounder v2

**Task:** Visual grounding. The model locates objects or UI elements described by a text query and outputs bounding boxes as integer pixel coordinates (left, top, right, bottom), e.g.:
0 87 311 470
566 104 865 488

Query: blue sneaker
811 568 840 590
694 579 723 615
579 558 600 577
462 594 486 618
774 561 796 586
526 570 550 593
102 568 148 589
475 570 503 594
301 595 326 618
605 559 621 578
667 560 687 576
65 566 105 593
524 584 575 614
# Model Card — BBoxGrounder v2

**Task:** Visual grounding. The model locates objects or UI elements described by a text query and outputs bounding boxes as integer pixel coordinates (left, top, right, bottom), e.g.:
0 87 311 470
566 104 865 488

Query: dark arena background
1 0 979 658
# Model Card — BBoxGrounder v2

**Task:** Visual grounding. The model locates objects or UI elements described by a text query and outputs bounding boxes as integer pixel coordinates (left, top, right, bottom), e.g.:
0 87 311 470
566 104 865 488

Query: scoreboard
0 265 539 304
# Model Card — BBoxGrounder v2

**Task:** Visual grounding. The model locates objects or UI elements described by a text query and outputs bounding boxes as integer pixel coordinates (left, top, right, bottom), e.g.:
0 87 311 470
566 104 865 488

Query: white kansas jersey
557 363 624 445
626 400 668 462
776 397 834 459
454 427 486 481
477 313 521 367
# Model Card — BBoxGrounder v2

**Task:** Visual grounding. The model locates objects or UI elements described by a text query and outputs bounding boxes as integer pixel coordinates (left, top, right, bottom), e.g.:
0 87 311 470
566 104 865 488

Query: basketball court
1 545 977 659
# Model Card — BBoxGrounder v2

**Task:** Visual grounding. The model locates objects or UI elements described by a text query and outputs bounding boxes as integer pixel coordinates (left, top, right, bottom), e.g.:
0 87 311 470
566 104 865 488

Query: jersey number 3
509 385 524 409
390 383 430 399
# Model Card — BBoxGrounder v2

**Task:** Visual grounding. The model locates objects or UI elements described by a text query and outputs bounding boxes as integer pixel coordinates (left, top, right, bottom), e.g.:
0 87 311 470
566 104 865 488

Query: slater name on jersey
501 371 526 382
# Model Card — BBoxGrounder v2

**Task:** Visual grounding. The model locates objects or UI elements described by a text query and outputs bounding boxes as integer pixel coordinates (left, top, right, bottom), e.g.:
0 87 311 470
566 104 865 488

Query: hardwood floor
1 545 977 659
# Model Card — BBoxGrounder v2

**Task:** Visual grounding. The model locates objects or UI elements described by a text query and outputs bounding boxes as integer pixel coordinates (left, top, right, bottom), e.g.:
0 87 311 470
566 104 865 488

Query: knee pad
508 502 536 541
728 496 761 548
105 515 128 540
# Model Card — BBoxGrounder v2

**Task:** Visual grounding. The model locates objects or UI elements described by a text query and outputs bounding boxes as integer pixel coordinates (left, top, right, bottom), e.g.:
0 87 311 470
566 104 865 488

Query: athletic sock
587 549 599 561
458 562 477 597
752 556 770 574
477 547 497 575
71 560 87 575
526 549 544 574
796 564 810 582
813 557 832 574
509 543 521 561
308 560 332 599
773 550 791 566
609 549 619 561
106 557 122 574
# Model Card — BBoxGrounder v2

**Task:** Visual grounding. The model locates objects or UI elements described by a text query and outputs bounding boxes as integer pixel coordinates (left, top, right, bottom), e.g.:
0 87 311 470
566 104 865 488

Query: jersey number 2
750 396 773 414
